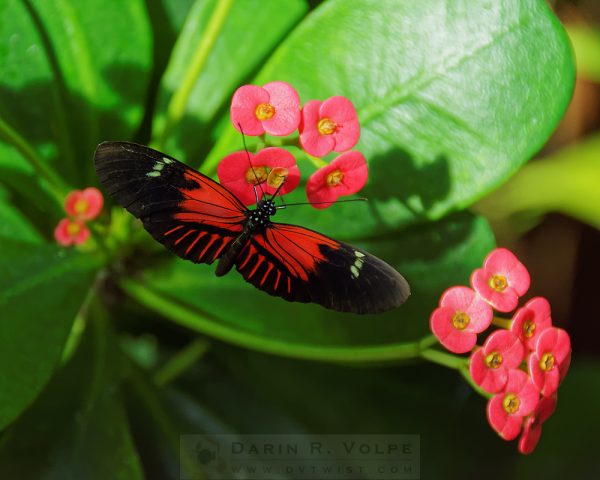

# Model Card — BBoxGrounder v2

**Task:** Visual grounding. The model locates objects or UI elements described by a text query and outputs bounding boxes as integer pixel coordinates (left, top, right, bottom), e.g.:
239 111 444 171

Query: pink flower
305 151 368 209
470 330 525 393
429 286 493 354
510 297 552 350
217 147 300 205
54 218 90 246
471 248 530 312
64 187 104 220
299 96 360 157
528 327 571 396
230 81 300 136
487 369 540 440
518 395 557 455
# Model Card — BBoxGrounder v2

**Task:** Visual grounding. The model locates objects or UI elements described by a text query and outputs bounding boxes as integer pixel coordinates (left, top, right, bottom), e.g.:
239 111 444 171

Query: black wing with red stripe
235 223 410 314
94 141 247 265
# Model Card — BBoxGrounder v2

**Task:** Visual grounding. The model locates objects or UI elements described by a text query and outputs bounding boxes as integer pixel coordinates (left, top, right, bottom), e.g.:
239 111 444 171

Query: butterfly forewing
236 223 410 314
94 141 247 264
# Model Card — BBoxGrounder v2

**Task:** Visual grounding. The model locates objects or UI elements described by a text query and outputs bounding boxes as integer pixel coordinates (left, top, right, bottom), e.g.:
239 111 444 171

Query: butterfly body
94 141 410 314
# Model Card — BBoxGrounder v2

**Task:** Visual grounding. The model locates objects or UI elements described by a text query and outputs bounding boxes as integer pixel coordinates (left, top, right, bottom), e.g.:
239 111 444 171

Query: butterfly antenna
238 123 265 201
277 197 368 209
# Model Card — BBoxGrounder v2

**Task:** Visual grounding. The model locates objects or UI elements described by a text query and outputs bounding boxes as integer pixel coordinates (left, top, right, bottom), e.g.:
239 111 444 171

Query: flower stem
492 316 512 329
156 0 234 148
460 366 492 399
153 337 211 386
0 115 67 206
419 348 468 370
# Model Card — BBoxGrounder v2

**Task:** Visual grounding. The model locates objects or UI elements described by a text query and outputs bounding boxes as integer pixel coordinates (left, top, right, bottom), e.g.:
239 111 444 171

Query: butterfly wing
94 141 247 264
235 222 410 314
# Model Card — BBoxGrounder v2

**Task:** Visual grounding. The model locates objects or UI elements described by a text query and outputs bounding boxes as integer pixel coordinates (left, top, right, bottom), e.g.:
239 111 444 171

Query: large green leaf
0 0 152 185
0 187 43 243
0 312 143 479
0 239 100 429
204 0 574 239
152 0 308 160
122 212 494 362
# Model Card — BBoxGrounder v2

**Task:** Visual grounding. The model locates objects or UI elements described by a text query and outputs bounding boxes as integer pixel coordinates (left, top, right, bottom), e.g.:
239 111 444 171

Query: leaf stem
156 0 234 148
119 277 446 364
154 337 211 387
0 116 67 206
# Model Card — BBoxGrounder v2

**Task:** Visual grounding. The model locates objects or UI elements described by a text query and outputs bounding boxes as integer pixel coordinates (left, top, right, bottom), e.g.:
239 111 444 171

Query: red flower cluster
54 187 103 246
224 81 367 208
430 248 571 454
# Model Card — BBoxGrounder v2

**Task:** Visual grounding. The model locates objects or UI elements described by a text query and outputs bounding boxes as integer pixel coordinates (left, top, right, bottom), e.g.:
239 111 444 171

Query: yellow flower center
66 222 81 236
74 199 89 214
245 166 269 185
485 351 504 369
317 117 337 135
503 393 521 414
255 103 275 120
451 311 470 330
326 169 344 187
539 352 555 371
489 274 508 292
267 167 288 189
523 319 536 338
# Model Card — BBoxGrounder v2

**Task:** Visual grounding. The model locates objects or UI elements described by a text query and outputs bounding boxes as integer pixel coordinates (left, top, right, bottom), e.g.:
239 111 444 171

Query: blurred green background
0 0 598 478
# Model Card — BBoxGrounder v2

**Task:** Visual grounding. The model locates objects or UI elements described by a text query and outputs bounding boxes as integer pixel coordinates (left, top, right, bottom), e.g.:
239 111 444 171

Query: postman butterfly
94 142 410 314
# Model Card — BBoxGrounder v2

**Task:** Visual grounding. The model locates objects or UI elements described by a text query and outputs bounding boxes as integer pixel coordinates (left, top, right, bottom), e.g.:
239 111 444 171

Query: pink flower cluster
222 81 367 208
430 248 571 454
54 187 103 246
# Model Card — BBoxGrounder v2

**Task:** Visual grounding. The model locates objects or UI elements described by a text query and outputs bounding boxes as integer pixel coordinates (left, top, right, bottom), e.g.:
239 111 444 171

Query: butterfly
94 142 410 314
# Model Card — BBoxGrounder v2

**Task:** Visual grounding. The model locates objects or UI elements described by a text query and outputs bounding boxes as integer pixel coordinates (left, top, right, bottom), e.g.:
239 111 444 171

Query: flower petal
487 395 523 440
231 84 269 135
430 306 477 353
253 147 300 196
439 286 492 333
504 369 539 417
319 96 358 124
54 218 74 246
469 348 509 393
471 268 519 312
262 81 301 136
80 187 103 220
510 297 553 350
64 190 84 217
528 353 560 396
483 330 525 369
535 327 571 364
484 248 530 296
518 416 543 454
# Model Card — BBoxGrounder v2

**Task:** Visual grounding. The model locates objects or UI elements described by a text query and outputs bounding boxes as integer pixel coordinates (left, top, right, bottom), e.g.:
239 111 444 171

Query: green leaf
204 0 574 238
121 212 495 362
0 0 152 185
0 309 143 479
152 0 308 159
0 239 101 430
0 187 43 243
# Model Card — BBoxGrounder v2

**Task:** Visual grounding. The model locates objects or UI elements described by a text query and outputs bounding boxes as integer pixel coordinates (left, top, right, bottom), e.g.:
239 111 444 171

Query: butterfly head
257 199 277 217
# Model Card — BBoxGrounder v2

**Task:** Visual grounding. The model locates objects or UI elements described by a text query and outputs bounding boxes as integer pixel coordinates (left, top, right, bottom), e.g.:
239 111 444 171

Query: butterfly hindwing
94 141 247 264
235 223 410 314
